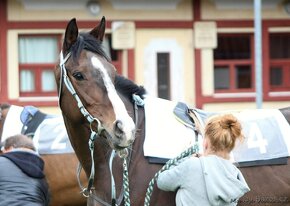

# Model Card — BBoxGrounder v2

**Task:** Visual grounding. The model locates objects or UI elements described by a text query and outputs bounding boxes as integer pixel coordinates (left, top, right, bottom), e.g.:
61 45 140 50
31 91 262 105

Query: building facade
0 0 289 113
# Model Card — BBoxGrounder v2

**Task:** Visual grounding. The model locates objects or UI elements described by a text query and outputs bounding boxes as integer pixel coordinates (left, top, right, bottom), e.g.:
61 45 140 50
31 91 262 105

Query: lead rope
109 150 117 206
118 149 130 206
144 131 199 206
86 131 97 194
123 159 130 206
117 95 144 206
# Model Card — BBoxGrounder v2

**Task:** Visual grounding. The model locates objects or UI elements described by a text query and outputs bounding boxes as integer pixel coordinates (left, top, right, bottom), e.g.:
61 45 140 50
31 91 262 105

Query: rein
58 51 143 206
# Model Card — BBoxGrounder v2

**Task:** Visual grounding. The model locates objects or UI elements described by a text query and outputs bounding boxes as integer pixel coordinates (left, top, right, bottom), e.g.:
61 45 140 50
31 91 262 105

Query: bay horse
0 103 87 206
55 16 290 206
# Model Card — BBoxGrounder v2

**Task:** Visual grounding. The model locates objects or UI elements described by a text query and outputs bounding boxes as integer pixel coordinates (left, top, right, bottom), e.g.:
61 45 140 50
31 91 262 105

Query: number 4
247 122 268 154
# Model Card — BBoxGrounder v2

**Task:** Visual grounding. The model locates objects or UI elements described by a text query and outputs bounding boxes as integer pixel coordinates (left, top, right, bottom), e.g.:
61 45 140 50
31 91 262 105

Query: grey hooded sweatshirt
157 155 250 206
0 150 50 206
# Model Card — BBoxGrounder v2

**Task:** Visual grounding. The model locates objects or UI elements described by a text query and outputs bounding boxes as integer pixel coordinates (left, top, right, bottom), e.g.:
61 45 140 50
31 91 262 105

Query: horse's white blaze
91 56 135 144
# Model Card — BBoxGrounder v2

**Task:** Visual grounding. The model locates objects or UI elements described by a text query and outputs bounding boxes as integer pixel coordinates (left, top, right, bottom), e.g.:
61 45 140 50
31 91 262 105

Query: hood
200 155 250 205
2 151 45 178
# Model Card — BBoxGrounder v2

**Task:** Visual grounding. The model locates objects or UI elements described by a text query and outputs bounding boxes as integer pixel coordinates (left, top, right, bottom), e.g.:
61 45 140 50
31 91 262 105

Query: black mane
115 75 146 101
70 32 110 62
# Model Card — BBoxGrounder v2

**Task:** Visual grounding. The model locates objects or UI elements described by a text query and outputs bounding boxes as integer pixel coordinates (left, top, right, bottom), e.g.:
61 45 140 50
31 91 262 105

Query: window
157 53 171 99
18 34 122 97
269 33 290 91
213 34 254 92
18 35 60 96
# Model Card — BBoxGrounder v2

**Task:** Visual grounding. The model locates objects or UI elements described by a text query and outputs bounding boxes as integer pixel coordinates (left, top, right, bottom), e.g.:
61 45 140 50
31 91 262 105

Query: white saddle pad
193 108 290 163
232 109 290 162
33 117 74 154
143 96 201 159
2 105 73 154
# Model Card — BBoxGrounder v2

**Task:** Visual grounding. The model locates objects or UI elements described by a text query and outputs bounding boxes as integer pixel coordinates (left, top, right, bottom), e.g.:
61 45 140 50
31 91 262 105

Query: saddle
173 102 203 135
20 106 46 138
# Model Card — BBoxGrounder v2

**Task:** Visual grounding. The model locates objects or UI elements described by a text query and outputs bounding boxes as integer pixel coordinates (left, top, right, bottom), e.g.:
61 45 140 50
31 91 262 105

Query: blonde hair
204 114 243 153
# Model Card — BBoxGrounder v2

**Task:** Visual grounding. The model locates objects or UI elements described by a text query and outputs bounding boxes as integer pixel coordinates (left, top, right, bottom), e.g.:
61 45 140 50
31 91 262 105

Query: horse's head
55 17 136 150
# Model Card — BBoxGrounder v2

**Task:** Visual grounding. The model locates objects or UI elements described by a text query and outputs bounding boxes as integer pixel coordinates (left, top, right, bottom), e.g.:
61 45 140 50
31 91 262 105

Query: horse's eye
72 72 85 81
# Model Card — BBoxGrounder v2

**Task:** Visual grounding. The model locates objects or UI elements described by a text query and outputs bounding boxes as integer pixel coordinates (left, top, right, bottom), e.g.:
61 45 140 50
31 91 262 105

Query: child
157 114 250 206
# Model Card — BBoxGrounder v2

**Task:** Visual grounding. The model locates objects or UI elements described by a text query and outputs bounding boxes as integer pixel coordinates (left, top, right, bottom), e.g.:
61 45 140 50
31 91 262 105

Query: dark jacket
0 150 50 206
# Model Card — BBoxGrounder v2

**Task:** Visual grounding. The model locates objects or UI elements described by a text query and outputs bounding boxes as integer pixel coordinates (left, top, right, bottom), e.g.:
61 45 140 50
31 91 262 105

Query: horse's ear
89 16 106 42
63 18 79 52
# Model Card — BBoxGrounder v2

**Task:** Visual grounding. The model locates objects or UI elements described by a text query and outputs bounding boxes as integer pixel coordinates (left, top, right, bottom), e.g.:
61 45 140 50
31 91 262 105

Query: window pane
19 36 58 63
236 65 251 88
20 70 35 92
270 67 283 86
270 34 290 59
42 70 56 92
214 67 230 89
214 36 250 60
157 53 170 99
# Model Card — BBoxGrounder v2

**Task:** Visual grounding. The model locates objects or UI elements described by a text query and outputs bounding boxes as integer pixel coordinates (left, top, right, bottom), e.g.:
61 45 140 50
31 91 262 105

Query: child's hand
192 153 201 157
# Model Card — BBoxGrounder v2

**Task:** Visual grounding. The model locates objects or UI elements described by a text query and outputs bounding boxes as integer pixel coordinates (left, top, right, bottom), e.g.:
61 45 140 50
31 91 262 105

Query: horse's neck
131 95 146 148
63 115 111 175
93 106 146 203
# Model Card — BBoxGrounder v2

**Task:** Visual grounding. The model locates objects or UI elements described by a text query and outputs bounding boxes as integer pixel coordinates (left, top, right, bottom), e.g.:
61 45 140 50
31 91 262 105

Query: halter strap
59 51 98 124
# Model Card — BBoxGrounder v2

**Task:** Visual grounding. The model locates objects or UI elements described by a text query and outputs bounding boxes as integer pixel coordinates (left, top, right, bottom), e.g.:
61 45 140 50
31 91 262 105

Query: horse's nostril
114 120 124 138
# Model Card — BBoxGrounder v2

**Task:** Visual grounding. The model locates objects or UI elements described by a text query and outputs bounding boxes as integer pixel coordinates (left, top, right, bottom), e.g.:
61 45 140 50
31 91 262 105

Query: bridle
58 50 144 206
58 51 101 126
59 50 103 191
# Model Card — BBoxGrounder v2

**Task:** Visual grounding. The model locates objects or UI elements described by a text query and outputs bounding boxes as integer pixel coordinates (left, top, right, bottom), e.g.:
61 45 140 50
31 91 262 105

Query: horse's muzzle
113 119 135 147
